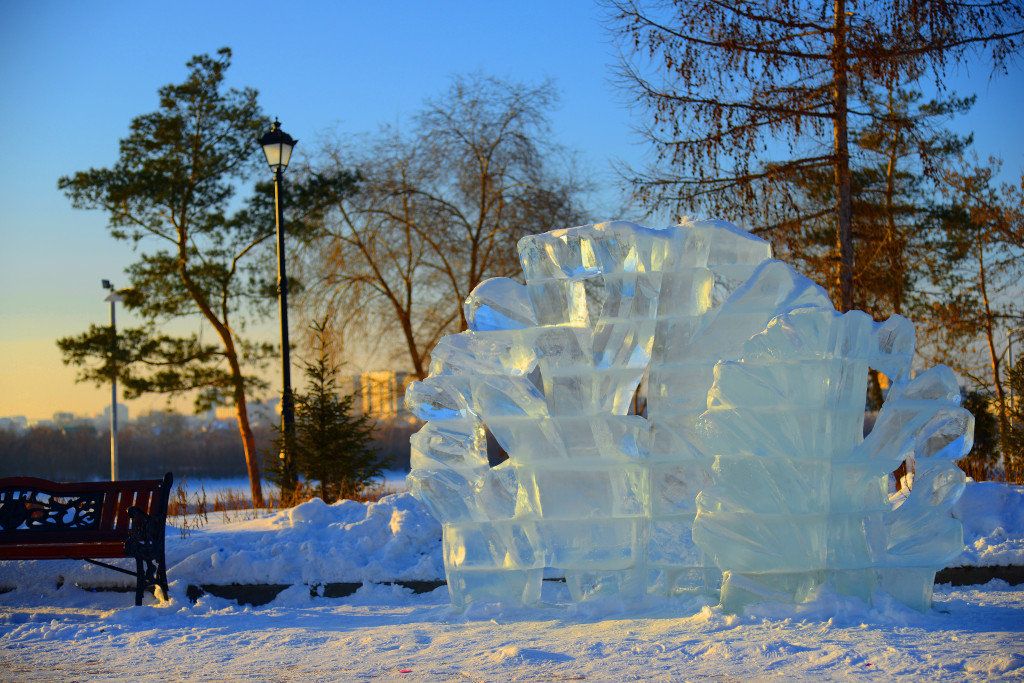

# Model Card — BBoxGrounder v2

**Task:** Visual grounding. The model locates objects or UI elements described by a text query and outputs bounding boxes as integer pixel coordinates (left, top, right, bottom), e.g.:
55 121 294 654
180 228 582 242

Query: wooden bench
0 473 172 605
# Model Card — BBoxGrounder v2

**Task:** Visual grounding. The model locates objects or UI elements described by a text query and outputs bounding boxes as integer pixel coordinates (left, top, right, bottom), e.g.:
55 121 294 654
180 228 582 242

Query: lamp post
1009 327 1024 425
101 279 123 481
259 120 298 484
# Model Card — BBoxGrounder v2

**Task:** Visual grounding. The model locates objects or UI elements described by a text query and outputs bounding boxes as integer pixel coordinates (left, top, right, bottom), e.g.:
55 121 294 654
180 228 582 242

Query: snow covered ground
2 579 1022 679
1 480 1022 680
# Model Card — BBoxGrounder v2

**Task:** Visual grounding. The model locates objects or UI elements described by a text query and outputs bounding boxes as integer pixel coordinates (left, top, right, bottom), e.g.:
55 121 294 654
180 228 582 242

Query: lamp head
259 119 298 171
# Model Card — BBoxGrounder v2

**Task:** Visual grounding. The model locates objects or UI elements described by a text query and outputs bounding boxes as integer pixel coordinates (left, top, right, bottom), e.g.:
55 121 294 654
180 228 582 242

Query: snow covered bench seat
0 473 172 605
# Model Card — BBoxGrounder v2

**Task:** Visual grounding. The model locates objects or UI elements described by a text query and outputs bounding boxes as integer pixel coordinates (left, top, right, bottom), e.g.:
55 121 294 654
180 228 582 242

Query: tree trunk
226 346 265 508
177 240 264 508
832 0 854 313
884 88 903 317
979 248 1013 479
867 368 885 411
397 299 427 380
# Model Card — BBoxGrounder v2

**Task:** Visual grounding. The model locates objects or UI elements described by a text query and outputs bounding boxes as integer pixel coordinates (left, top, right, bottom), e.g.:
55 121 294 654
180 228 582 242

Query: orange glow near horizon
0 338 195 422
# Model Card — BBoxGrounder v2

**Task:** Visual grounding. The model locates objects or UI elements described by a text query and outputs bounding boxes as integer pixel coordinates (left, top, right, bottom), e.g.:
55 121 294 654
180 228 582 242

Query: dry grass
274 482 394 508
168 479 400 538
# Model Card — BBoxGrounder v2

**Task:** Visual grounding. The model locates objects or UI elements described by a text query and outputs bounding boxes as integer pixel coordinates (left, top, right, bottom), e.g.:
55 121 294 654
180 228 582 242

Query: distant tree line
0 420 417 483
0 423 267 481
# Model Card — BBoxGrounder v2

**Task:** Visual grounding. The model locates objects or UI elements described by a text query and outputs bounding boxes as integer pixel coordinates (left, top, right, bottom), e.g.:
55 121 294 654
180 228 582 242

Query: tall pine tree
923 157 1024 482
606 0 1023 312
57 49 273 504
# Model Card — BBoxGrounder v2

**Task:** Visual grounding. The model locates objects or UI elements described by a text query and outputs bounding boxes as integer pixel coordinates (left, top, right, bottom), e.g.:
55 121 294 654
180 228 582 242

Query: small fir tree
266 320 382 503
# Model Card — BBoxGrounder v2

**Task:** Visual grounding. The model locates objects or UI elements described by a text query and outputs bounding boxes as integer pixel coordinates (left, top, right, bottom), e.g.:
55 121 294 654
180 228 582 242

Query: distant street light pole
1009 327 1024 425
259 120 298 482
101 279 123 481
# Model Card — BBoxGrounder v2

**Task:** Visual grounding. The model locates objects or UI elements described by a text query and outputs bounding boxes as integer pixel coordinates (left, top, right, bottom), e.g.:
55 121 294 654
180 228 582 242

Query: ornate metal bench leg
156 555 168 600
134 556 145 606
127 505 164 606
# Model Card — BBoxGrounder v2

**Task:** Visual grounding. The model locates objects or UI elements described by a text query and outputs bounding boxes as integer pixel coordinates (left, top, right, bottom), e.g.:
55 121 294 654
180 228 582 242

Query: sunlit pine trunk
225 345 264 508
832 0 854 313
176 237 264 508
978 243 1013 477
883 89 904 317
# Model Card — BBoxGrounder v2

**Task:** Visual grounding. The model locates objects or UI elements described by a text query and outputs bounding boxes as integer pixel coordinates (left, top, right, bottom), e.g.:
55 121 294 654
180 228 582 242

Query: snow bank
170 492 443 585
0 492 443 590
0 482 1020 593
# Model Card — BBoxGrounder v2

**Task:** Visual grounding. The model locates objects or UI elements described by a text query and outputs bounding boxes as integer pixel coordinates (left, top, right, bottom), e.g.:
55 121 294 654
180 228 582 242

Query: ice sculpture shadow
405 220 973 612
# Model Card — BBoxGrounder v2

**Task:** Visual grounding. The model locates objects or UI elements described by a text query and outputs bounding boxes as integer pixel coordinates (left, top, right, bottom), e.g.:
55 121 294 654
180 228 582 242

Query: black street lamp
259 120 298 484
101 279 123 480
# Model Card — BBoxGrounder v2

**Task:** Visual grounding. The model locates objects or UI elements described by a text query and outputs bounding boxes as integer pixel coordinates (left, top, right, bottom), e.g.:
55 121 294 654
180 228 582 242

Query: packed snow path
1 581 1022 680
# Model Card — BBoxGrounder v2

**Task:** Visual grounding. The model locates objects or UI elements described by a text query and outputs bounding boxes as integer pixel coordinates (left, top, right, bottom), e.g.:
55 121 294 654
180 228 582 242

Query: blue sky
1 0 1021 421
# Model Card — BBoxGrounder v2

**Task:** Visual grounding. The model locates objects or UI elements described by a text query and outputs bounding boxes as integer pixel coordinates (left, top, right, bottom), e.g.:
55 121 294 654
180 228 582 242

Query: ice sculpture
405 220 973 611
692 310 972 611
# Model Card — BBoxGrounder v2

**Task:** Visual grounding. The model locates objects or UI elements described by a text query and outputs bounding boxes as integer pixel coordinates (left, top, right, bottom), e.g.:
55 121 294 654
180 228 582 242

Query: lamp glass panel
262 142 282 168
279 142 294 168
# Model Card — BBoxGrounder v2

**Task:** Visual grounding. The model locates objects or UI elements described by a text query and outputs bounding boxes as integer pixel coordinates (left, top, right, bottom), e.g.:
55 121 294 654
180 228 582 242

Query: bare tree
605 0 1023 311
297 74 589 377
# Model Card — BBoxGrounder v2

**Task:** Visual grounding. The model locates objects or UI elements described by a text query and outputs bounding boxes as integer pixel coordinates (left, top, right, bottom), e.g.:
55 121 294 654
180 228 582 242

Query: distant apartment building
347 371 415 420
101 404 129 424
0 416 27 433
52 411 76 426
198 373 414 428
87 404 130 431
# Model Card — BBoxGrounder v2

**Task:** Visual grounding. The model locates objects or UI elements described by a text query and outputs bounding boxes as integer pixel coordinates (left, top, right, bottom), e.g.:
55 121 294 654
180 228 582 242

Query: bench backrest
0 473 172 540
